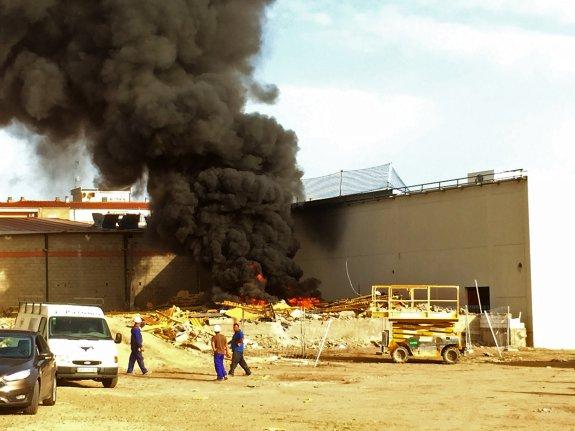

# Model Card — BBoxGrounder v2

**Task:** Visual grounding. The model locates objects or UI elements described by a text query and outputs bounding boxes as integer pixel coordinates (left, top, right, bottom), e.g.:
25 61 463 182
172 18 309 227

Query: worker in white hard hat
127 315 149 375
211 324 229 381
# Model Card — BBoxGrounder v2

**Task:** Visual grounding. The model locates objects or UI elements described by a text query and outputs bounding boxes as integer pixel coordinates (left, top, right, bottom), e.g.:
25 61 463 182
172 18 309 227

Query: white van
14 303 122 388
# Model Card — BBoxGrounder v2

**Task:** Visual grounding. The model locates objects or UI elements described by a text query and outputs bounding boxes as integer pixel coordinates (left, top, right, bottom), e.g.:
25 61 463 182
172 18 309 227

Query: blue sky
2 0 575 197
250 0 575 183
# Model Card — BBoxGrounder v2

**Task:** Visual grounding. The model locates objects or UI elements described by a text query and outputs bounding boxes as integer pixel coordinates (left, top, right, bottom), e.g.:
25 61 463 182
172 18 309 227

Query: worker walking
228 322 251 376
211 325 229 381
127 315 149 375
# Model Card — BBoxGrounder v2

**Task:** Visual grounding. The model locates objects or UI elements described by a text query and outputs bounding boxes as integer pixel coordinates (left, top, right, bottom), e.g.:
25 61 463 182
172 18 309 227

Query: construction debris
121 288 524 359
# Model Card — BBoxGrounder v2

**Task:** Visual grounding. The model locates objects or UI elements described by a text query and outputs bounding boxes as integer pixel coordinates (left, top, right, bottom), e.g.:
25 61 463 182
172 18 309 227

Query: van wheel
442 346 460 364
43 378 57 406
23 381 40 415
102 377 118 388
391 346 410 363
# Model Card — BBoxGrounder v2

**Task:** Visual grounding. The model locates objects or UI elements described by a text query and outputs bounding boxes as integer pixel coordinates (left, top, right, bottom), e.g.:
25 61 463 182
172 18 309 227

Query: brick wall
47 233 126 309
127 234 203 308
0 234 46 306
0 231 205 311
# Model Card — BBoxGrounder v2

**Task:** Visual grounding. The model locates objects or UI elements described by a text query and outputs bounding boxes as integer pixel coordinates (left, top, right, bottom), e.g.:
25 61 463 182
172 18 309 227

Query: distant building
0 188 150 226
70 187 131 203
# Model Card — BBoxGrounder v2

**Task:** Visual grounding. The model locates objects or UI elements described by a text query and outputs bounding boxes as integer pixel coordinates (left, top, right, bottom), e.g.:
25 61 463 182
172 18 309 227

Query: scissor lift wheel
391 346 410 363
442 346 460 364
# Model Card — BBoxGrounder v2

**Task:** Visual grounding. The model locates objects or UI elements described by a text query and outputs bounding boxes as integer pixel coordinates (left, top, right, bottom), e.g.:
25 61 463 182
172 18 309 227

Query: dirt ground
1 346 574 431
1 316 574 430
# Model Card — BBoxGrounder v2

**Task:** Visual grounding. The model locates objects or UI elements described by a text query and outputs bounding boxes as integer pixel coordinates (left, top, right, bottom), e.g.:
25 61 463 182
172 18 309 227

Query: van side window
28 318 38 332
38 317 47 339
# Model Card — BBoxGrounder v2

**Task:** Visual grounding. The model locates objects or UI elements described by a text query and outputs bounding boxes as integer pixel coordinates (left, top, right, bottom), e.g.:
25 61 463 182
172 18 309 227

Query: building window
466 286 490 313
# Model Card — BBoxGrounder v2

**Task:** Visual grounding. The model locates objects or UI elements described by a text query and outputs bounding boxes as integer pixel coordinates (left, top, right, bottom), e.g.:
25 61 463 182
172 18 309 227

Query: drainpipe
44 234 49 302
123 233 130 310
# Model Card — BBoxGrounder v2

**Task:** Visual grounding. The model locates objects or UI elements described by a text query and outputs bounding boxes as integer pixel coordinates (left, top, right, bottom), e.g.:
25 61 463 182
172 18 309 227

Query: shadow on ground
494 360 575 369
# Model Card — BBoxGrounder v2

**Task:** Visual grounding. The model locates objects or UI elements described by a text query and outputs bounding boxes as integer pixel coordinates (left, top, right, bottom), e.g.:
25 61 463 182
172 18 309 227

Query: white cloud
248 85 437 177
548 120 575 172
271 1 334 27
457 0 575 25
353 6 575 77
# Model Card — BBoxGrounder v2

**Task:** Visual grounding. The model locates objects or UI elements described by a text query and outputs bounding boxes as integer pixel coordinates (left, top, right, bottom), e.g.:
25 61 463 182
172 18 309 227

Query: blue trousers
214 353 226 379
127 350 148 374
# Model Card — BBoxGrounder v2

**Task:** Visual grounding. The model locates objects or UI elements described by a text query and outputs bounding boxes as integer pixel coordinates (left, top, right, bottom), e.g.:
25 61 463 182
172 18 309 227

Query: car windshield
49 317 112 340
0 334 33 358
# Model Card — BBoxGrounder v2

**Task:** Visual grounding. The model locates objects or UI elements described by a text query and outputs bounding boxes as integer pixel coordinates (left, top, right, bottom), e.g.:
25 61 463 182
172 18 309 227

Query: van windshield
49 317 112 340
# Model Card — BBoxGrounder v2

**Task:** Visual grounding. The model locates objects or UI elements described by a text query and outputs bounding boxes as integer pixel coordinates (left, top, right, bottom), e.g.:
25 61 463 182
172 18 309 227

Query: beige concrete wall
38 207 70 219
293 179 532 339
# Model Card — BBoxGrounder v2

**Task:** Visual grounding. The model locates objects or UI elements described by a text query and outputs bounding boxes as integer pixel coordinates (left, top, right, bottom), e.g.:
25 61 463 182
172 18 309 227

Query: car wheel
43 378 57 406
102 377 118 388
391 346 410 363
23 380 40 415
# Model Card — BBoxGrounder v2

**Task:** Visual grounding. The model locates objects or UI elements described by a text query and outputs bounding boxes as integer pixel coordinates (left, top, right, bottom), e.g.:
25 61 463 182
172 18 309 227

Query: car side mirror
115 333 123 344
38 352 54 361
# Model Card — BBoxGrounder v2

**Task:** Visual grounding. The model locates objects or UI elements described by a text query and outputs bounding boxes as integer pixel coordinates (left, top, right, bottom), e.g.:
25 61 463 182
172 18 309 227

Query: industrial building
1 166 568 348
293 167 532 342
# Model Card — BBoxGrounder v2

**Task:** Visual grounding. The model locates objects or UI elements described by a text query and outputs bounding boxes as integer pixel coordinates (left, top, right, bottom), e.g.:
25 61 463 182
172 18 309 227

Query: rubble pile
128 296 382 356
135 306 219 353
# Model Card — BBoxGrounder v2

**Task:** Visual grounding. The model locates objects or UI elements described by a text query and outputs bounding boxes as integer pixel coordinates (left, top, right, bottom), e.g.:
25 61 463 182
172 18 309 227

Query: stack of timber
314 295 374 313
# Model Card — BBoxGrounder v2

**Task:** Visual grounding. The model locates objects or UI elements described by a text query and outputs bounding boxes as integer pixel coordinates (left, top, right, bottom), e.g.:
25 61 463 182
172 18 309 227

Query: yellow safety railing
371 285 460 320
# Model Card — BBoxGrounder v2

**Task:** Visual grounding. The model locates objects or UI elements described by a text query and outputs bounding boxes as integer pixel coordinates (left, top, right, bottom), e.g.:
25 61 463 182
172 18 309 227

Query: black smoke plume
0 0 320 299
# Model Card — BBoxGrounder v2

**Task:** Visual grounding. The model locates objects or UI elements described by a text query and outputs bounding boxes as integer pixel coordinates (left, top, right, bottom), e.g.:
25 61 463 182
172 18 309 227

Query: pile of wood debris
138 306 220 353
131 294 379 353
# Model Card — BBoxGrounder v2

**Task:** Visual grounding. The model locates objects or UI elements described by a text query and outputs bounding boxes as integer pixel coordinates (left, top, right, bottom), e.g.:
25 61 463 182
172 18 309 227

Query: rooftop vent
467 170 494 184
92 213 104 228
101 214 120 229
118 214 140 230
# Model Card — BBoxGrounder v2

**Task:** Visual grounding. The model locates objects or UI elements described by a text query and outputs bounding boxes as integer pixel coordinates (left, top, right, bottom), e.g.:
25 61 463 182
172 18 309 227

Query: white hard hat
133 315 142 324
213 324 221 333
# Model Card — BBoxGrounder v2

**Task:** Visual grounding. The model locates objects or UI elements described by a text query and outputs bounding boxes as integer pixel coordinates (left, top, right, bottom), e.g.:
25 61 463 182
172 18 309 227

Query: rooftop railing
296 168 526 204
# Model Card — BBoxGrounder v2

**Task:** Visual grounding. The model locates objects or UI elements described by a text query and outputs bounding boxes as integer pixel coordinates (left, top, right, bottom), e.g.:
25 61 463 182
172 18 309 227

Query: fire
256 273 266 283
248 298 268 307
288 297 320 309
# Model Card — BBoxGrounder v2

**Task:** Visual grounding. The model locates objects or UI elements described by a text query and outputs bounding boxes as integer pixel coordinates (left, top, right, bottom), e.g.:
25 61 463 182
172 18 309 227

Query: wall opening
466 285 490 313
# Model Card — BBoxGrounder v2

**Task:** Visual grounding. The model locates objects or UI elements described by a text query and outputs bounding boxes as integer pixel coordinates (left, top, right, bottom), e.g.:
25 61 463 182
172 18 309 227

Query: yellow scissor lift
370 285 464 364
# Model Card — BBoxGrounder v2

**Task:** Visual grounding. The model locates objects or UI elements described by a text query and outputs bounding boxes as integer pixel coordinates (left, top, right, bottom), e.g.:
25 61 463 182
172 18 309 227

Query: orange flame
248 298 269 307
288 297 320 309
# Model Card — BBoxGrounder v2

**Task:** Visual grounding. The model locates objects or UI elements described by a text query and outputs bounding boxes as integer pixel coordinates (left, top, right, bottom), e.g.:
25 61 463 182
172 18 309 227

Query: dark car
0 330 57 414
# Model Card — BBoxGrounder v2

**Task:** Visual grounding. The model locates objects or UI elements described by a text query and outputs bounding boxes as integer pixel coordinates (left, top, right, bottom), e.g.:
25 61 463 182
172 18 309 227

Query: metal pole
300 307 305 358
465 305 473 354
339 170 343 196
314 318 333 367
484 311 502 358
474 279 483 314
